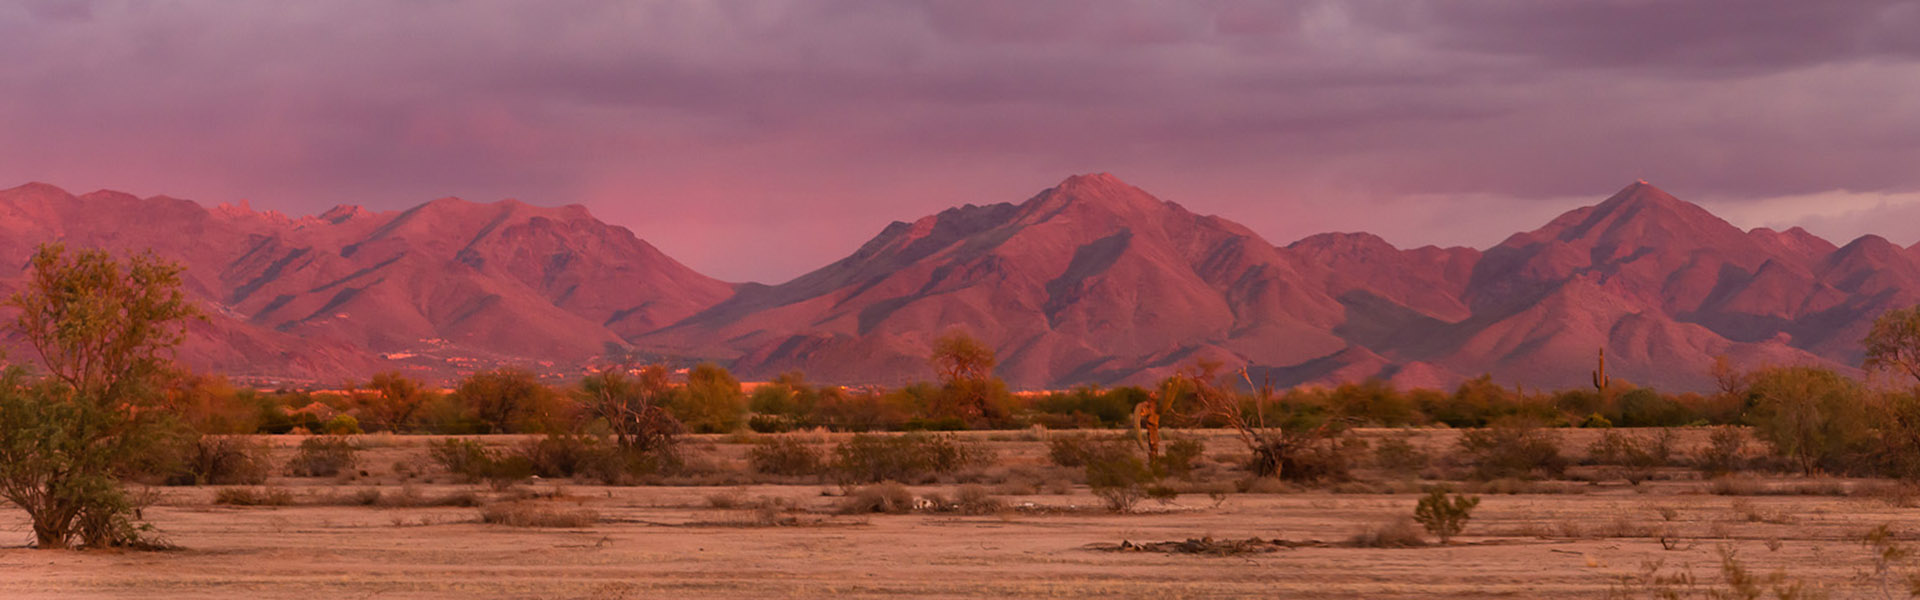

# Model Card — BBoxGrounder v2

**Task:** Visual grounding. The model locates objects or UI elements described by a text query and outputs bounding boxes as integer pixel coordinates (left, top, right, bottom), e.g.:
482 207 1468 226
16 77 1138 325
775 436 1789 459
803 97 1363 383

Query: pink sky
4 1 1919 282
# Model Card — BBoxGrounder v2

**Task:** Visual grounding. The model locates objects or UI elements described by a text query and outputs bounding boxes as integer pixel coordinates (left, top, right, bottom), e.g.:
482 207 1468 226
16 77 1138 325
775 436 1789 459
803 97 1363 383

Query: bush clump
835 482 917 514
173 435 271 486
1412 488 1480 544
831 432 984 484
478 501 599 528
286 436 359 477
1349 517 1428 548
747 436 822 476
213 487 293 506
1084 442 1154 512
428 438 535 488
1373 433 1429 478
1586 429 1675 484
1458 421 1564 480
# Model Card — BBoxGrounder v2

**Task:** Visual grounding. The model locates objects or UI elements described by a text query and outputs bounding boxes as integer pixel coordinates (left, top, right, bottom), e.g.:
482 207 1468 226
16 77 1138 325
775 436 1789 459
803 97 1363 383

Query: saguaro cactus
1592 347 1610 396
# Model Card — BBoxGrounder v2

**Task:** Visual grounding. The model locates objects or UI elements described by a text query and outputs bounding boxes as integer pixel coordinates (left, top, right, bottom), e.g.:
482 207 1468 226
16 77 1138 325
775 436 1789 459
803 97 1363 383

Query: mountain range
0 175 1909 392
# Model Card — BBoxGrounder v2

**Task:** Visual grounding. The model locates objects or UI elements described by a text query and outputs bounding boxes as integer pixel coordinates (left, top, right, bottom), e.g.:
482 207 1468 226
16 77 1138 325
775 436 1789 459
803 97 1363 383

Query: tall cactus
1592 347 1610 396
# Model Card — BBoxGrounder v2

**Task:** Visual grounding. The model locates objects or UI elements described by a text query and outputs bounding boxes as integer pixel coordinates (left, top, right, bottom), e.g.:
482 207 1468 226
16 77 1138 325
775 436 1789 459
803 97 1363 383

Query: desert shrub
1350 517 1428 548
1085 443 1154 512
1046 433 1100 467
1413 488 1480 543
323 414 361 435
172 435 271 486
1031 386 1142 428
1373 432 1429 477
428 438 493 480
954 483 1004 514
213 486 293 506
1154 438 1205 479
286 436 358 477
1613 388 1693 427
1247 431 1364 483
831 432 983 484
747 436 822 476
427 438 535 488
478 501 598 528
1709 475 1766 496
1695 426 1749 475
517 434 607 478
1586 429 1675 484
747 414 795 433
836 482 916 514
1458 421 1565 480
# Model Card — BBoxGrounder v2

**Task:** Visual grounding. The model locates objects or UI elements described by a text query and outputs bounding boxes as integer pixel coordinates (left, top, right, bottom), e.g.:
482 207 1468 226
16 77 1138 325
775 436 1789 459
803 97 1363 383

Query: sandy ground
2 430 1914 599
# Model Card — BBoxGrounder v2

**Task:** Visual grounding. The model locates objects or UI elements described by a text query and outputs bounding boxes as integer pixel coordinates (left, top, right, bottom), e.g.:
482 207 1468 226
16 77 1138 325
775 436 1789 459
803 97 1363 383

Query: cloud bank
3 1 1917 280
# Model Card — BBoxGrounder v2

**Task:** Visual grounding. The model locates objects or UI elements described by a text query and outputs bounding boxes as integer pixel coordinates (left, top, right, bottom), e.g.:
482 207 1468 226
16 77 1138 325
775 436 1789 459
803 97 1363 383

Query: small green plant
1413 488 1480 544
286 436 359 477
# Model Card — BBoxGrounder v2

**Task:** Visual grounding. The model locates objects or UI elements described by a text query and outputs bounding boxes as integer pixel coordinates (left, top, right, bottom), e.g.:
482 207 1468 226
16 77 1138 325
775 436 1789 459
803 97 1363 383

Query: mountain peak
1602 179 1684 209
1024 172 1176 220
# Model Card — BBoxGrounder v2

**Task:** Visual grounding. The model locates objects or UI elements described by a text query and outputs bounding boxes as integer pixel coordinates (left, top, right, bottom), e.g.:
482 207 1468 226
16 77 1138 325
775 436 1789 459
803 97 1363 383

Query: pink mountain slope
2 176 1913 392
0 183 733 384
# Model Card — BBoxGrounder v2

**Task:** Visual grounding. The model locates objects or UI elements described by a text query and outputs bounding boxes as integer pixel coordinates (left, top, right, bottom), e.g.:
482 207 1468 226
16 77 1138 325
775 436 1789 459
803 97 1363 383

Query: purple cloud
1 1 1917 281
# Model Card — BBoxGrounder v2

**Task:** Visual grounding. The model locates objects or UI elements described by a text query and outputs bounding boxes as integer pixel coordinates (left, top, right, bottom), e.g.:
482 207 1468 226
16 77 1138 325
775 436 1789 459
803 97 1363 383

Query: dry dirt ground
2 430 1916 599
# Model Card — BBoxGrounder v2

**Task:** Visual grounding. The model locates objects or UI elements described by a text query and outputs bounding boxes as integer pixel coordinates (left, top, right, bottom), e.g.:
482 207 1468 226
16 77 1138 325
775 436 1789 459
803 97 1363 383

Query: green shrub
1744 366 1873 475
1413 488 1480 543
324 414 362 435
747 436 822 476
286 436 359 477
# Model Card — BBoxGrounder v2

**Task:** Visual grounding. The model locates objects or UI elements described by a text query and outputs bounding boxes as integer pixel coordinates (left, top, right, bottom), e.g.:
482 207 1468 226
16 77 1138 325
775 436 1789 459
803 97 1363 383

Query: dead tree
1173 365 1354 482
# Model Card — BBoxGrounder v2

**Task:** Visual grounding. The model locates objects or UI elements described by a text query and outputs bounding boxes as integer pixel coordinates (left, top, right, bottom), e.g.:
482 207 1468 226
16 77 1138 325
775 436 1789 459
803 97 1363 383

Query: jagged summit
0 176 1911 392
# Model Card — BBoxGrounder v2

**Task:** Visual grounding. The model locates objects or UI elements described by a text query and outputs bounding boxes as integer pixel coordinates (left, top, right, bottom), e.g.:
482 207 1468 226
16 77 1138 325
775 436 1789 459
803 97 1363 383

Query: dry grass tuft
1348 517 1428 548
478 501 599 528
214 486 293 506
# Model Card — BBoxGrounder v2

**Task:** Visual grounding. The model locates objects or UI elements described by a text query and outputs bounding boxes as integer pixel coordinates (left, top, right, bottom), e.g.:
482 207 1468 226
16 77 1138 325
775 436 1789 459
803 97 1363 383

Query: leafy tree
454 367 553 434
0 244 195 549
354 371 432 432
674 363 744 433
577 364 681 453
928 330 1006 423
1866 306 1920 385
1744 366 1872 475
